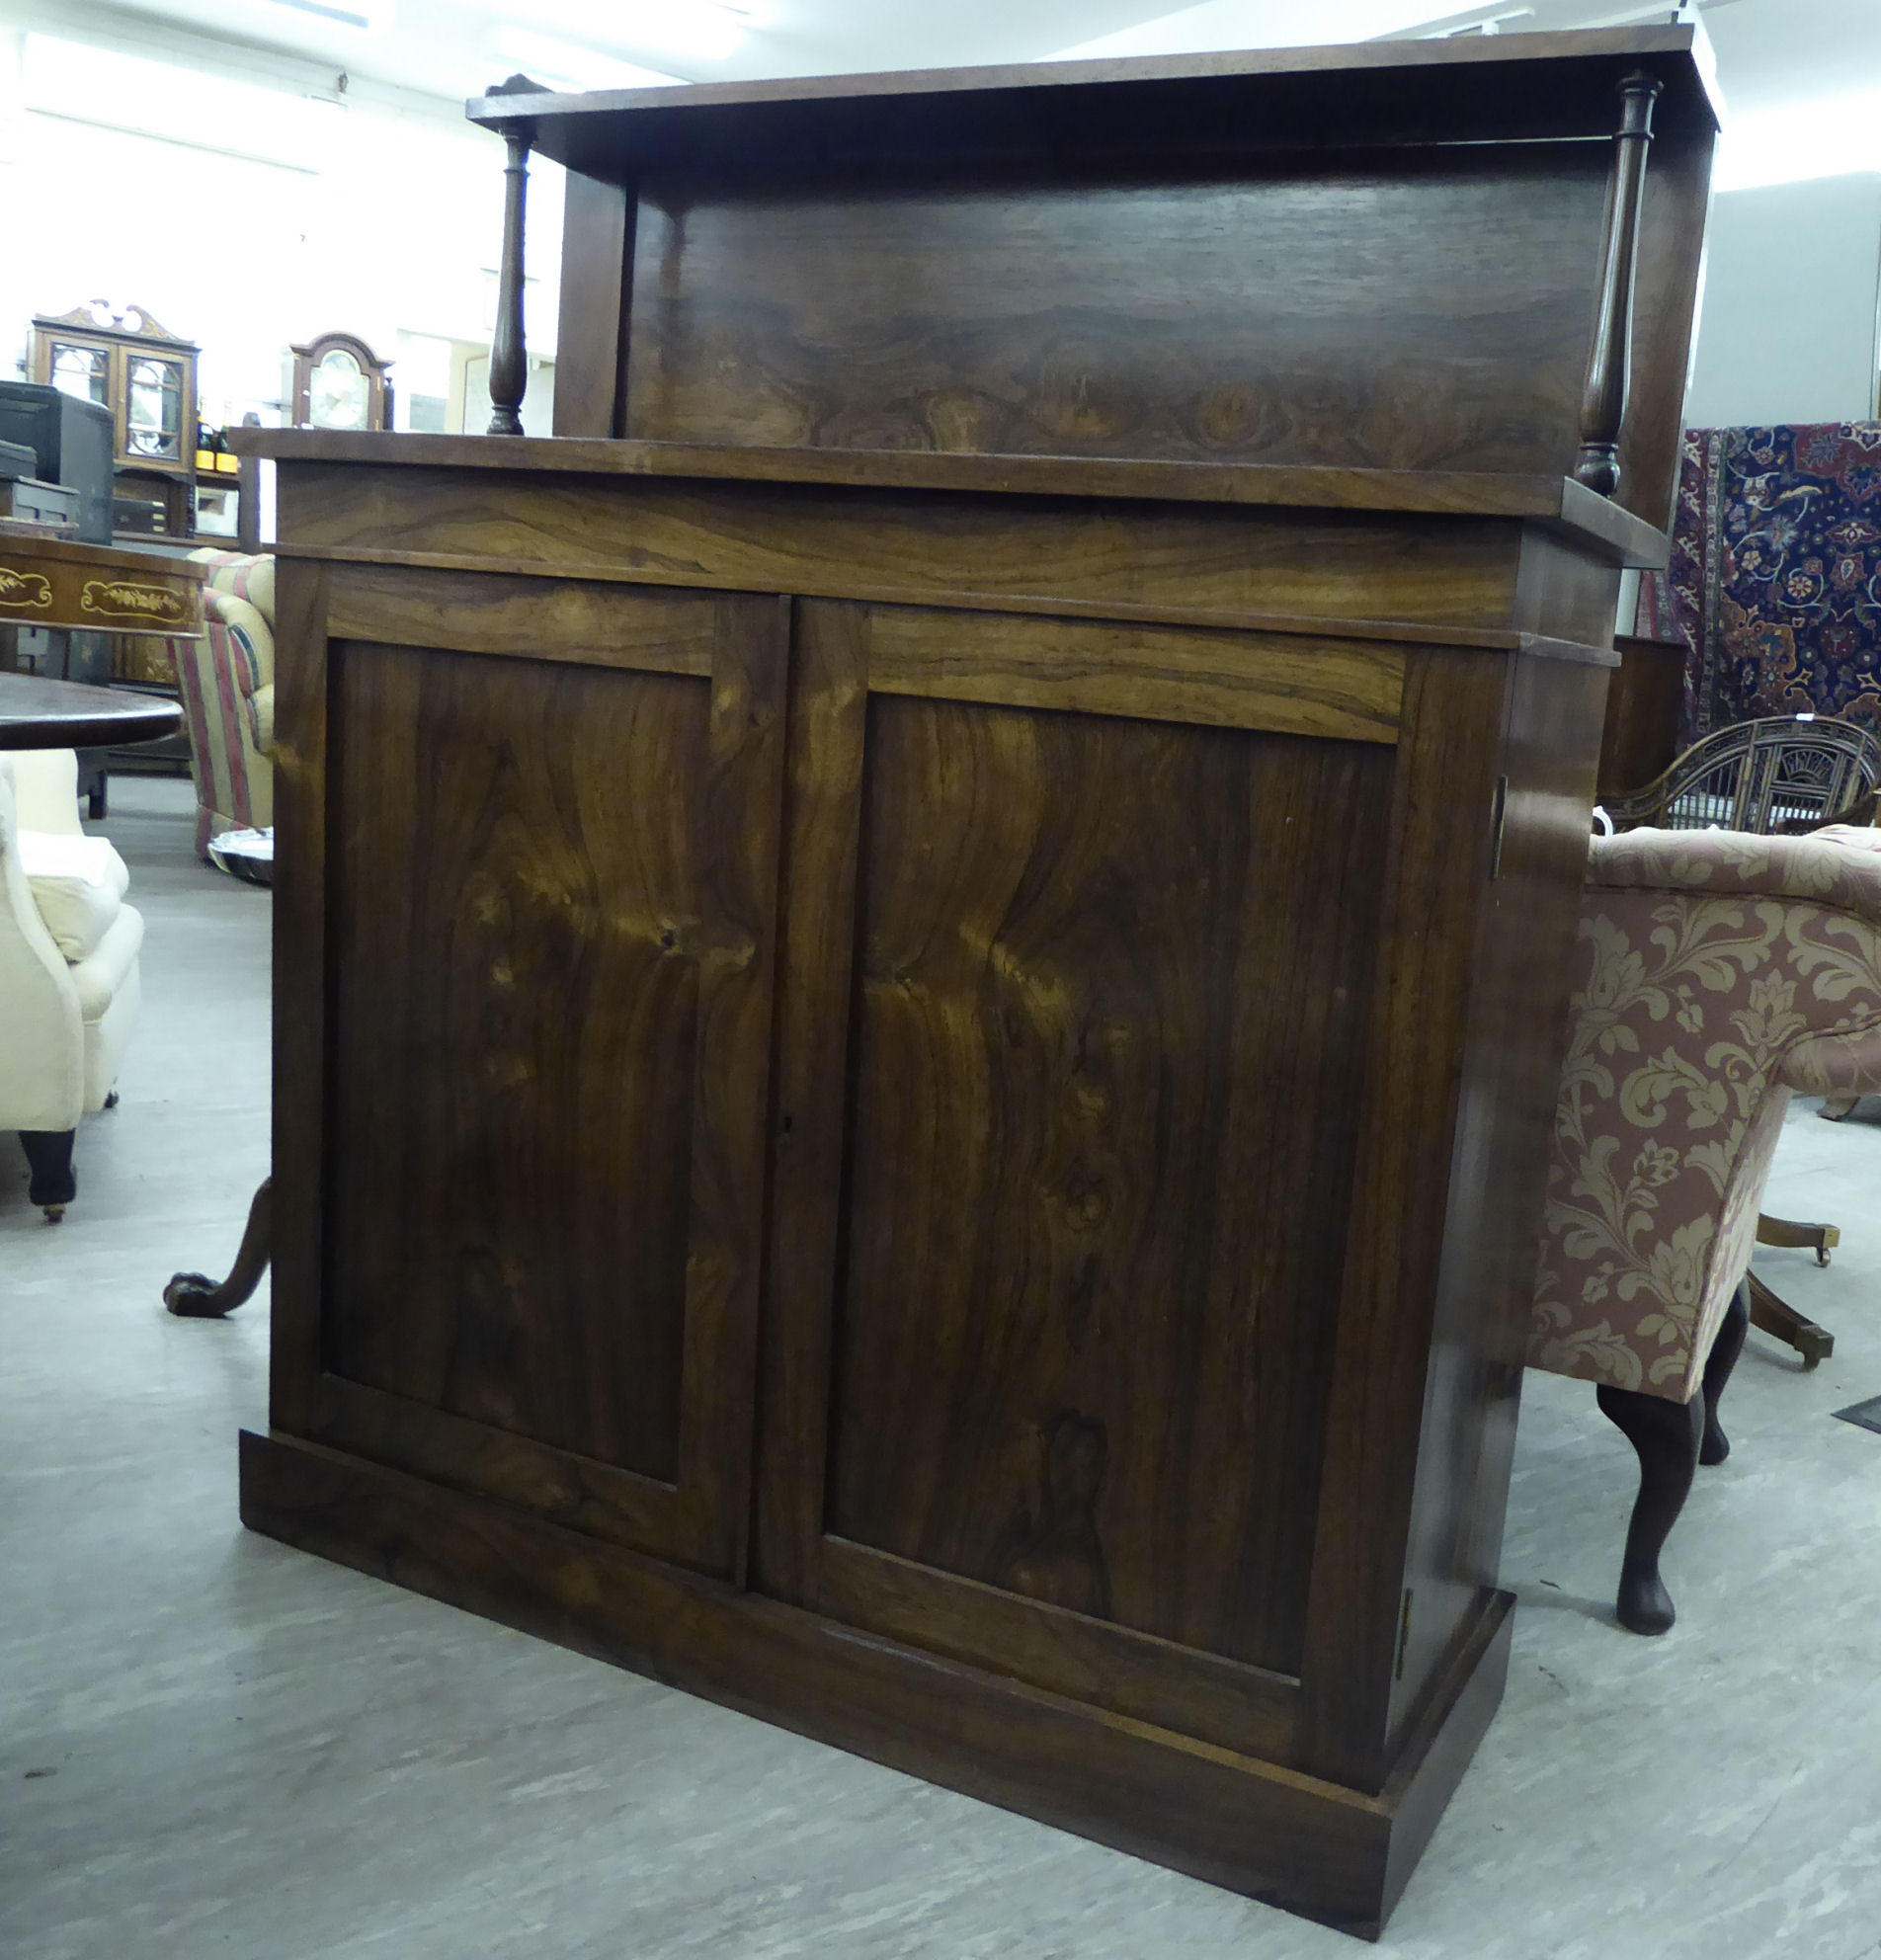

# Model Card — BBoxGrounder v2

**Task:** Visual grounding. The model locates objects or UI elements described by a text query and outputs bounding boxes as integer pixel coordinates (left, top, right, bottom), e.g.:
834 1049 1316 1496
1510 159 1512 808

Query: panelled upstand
233 28 1714 1941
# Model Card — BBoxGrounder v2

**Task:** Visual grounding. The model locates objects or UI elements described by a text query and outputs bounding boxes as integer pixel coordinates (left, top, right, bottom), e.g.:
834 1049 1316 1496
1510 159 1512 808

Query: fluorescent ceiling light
524 0 757 65
495 27 684 91
22 34 343 169
245 0 393 30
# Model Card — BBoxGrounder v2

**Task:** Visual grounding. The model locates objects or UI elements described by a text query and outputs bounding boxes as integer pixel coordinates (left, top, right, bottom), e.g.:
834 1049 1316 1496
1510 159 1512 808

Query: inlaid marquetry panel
0 535 201 636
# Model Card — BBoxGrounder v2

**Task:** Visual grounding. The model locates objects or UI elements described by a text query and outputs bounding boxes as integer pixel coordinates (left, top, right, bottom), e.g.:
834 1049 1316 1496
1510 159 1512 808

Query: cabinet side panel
1386 646 1610 1746
825 695 1393 1674
1296 645 1513 1790
554 171 632 440
323 640 708 1483
270 560 330 1437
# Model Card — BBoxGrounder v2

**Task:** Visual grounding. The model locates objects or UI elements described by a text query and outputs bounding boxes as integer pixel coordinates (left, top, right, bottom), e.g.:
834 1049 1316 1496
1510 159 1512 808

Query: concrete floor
3 775 1879 1960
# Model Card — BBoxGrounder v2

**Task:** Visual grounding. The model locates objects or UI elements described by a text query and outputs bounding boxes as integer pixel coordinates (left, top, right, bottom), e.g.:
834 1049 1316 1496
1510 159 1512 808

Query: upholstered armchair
0 750 143 1219
1531 823 1881 1632
174 549 275 858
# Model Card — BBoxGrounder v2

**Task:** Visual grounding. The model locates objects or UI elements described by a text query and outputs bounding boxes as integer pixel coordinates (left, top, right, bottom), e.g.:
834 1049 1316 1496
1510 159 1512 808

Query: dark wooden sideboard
234 28 1715 1939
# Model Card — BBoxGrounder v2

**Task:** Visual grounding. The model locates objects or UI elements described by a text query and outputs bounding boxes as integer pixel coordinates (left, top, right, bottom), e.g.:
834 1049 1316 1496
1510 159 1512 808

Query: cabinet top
457 27 1714 542
465 27 1719 174
228 429 1670 566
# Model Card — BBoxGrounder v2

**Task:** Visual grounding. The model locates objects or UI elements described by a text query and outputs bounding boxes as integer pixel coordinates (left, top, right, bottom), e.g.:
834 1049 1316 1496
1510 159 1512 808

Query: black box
0 382 114 542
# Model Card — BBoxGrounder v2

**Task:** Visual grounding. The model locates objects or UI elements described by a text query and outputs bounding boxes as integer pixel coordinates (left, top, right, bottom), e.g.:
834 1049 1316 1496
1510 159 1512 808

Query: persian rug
1667 422 1881 742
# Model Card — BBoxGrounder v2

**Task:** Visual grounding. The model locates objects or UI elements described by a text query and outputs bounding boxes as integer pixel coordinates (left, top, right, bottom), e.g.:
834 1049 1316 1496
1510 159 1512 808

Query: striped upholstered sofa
174 550 275 858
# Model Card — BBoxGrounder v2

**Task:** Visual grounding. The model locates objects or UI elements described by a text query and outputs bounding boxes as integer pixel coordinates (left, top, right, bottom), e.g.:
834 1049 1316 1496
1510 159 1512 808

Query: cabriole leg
1699 1279 1751 1466
165 1178 274 1318
1596 1382 1704 1635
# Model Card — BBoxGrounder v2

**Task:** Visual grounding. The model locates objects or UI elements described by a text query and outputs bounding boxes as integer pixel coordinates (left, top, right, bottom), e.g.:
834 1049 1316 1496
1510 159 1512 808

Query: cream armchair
0 750 143 1220
1530 823 1881 1633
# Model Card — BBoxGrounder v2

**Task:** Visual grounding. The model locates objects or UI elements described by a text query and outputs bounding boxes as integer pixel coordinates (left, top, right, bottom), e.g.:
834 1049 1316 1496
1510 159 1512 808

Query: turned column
1575 70 1663 498
483 74 540 437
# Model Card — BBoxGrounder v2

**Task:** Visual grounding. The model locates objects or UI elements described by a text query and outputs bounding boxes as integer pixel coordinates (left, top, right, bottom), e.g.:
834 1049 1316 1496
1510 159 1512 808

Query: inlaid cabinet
32 302 198 480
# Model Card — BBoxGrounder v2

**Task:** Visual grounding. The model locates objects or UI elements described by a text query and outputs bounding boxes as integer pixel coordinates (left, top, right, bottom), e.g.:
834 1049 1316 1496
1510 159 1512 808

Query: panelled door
753 596 1407 1762
272 559 787 1582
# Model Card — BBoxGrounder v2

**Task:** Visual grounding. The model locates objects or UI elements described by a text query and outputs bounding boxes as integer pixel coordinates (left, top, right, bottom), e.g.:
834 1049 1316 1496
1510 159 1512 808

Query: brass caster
103 1091 120 1110
41 1205 66 1225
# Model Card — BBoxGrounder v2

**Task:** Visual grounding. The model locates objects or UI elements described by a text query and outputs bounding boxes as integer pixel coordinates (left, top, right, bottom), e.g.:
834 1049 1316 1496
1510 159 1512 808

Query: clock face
310 350 369 430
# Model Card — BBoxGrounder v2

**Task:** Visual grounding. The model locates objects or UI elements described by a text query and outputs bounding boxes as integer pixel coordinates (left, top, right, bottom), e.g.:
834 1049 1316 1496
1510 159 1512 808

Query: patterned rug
1668 422 1881 741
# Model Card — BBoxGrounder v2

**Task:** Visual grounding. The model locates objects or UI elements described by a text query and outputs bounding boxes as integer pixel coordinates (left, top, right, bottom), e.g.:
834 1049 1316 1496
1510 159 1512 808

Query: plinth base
240 1429 1513 1940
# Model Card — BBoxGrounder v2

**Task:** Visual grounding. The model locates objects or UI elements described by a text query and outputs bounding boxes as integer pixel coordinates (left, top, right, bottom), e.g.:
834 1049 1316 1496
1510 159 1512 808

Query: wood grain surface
268 559 332 1438
1295 644 1514 1792
237 431 1668 565
1383 646 1610 1756
826 696 1389 1672
625 151 1609 478
466 25 1718 173
276 463 1550 640
310 584 787 1576
741 601 1398 1694
324 641 712 1481
859 603 1405 742
552 170 632 440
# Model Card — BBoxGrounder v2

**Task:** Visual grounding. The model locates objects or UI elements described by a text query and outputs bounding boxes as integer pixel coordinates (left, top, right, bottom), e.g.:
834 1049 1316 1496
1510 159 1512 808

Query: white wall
1683 174 1881 428
1 27 564 432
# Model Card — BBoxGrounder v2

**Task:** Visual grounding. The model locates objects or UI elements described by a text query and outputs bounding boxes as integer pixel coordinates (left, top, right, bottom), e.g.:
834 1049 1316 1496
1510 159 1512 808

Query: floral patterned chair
1531 823 1881 1634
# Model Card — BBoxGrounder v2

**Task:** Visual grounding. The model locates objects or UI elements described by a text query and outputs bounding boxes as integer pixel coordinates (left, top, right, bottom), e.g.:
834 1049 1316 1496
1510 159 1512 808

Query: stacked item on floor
0 748 141 1220
173 549 275 860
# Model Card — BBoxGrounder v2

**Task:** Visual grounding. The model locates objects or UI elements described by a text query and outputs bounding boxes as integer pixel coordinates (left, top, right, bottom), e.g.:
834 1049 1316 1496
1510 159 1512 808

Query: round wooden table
0 672 185 750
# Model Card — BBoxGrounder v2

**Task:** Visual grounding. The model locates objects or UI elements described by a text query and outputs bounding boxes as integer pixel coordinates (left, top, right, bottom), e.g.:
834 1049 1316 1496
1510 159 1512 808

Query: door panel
759 598 1395 1747
311 570 787 1579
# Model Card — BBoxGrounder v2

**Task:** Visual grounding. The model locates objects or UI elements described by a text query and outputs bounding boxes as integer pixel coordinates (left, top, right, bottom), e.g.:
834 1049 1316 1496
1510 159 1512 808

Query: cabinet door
755 598 1402 1762
273 562 787 1582
122 352 189 466
41 334 112 409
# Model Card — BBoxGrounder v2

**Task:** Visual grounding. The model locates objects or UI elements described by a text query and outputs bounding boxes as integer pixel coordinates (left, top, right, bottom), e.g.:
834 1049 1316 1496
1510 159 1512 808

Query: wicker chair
1602 712 1881 835
1602 712 1881 1366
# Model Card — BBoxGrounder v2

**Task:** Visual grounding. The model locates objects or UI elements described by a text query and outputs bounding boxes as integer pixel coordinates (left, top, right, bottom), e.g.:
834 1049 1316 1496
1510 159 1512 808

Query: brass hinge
1489 776 1509 881
1395 1588 1414 1680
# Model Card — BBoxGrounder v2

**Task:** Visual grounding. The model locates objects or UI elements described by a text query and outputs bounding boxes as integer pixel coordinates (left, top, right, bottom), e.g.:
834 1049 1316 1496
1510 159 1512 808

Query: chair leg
18 1129 77 1222
1700 1279 1751 1466
1596 1382 1704 1635
1818 1096 1861 1122
1755 1214 1839 1266
1746 1268 1835 1370
164 1178 273 1318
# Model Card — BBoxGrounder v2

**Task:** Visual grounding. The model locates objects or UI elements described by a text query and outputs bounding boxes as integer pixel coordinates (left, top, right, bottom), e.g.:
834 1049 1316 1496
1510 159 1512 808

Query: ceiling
9 0 1880 133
